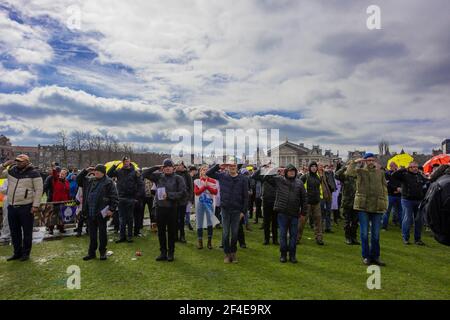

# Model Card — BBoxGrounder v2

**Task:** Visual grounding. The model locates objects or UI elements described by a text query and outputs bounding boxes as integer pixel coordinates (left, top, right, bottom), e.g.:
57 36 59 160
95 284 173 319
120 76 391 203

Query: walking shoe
362 258 371 266
156 254 167 261
289 255 298 264
167 253 174 262
231 253 238 263
83 255 96 261
179 236 187 244
372 259 386 267
403 239 410 245
224 254 231 264
207 239 213 250
345 238 353 245
20 255 30 262
280 254 287 263
351 238 360 245
316 239 324 246
99 254 107 261
415 240 425 246
6 255 21 261
197 239 203 249
115 238 126 244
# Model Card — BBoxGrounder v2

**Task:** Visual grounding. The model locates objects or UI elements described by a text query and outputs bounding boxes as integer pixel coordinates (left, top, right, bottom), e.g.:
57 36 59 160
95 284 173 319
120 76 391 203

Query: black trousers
8 204 33 257
248 194 255 218
143 196 155 222
254 197 262 222
76 213 88 234
176 205 186 240
118 198 135 240
134 199 145 235
87 214 108 256
263 201 278 243
343 207 359 240
157 206 177 254
215 206 222 222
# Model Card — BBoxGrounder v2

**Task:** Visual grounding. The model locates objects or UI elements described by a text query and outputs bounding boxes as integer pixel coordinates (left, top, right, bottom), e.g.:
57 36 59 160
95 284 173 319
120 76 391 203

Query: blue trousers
359 212 382 260
382 195 402 228
278 213 299 257
221 209 241 254
401 199 423 242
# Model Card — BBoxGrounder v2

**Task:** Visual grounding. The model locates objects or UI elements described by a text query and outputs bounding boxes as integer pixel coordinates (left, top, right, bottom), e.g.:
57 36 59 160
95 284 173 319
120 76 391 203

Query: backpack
420 174 450 246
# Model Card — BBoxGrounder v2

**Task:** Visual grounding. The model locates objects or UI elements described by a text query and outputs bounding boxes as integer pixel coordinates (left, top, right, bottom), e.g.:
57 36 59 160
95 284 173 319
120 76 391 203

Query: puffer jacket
0 164 43 207
270 164 308 217
346 161 388 214
335 166 356 210
142 166 186 208
206 164 248 213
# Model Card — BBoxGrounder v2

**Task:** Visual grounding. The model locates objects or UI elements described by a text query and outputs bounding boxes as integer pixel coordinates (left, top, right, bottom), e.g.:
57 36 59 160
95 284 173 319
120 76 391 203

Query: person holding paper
77 164 118 261
142 158 186 262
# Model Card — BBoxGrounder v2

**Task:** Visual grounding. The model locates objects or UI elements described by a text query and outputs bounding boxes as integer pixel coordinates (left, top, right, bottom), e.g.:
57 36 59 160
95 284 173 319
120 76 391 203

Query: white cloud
0 63 36 86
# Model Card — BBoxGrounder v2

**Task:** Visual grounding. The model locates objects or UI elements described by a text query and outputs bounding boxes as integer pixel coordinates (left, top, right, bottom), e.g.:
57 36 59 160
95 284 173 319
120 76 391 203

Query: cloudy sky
0 0 449 157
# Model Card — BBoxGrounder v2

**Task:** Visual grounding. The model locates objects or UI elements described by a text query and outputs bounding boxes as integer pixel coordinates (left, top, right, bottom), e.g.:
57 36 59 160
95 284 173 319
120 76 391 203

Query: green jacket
345 161 388 214
335 166 356 210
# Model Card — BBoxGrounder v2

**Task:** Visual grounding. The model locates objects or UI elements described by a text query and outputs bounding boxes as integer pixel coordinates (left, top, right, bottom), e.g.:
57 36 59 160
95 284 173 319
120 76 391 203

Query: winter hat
309 161 318 169
363 152 375 159
162 158 174 167
94 164 107 174
122 156 130 161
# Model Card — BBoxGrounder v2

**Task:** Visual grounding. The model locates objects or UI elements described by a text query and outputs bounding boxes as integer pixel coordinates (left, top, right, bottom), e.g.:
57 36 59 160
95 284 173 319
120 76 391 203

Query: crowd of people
0 152 449 265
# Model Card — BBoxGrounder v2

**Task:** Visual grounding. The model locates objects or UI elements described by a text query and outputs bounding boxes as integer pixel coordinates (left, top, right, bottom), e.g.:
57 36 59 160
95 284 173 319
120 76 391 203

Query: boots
207 238 212 250
197 239 203 249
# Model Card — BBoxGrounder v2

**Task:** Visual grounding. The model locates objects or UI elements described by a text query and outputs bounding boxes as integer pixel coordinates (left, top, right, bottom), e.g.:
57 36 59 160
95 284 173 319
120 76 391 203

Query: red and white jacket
193 176 218 208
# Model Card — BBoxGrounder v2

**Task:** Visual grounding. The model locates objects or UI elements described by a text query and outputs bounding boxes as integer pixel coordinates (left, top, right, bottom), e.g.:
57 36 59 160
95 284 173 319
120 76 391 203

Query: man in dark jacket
299 161 324 245
256 164 307 263
207 162 248 263
142 158 186 262
382 162 403 230
335 164 359 245
253 166 280 245
393 162 428 245
107 156 143 243
175 162 192 243
78 164 118 261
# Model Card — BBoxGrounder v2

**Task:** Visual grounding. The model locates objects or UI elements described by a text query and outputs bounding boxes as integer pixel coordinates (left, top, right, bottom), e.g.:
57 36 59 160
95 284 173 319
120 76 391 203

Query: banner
59 204 78 224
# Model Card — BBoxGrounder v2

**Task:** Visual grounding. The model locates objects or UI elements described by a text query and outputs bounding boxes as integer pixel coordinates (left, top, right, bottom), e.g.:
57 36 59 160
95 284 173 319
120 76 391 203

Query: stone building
269 139 341 168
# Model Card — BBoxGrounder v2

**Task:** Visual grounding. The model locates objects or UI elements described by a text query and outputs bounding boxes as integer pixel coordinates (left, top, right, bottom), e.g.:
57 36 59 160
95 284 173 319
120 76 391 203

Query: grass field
1 219 449 300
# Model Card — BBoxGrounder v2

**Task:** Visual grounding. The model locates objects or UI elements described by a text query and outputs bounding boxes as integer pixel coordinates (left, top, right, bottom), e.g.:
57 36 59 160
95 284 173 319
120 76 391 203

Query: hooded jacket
335 166 357 210
1 164 43 207
392 168 428 201
300 162 322 205
258 164 308 217
346 160 388 214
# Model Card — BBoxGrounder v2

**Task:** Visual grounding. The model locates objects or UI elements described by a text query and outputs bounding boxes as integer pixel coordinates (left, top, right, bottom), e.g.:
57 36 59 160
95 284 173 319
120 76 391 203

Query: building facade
442 139 450 154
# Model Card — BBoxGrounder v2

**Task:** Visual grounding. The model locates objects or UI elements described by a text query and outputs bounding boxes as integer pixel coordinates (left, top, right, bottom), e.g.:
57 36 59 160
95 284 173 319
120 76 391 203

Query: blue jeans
277 213 299 257
321 200 332 231
359 212 382 260
382 196 402 228
221 209 241 254
401 199 423 242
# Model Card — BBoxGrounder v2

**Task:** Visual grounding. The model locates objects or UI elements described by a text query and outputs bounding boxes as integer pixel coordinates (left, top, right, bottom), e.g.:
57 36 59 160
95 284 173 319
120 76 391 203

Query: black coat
300 172 322 205
142 167 186 208
77 169 118 217
175 170 193 206
393 169 428 201
107 165 143 199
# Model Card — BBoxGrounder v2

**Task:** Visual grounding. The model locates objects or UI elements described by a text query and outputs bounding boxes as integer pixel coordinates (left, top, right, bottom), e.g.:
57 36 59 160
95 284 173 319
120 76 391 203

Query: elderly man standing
1 155 43 262
346 153 388 266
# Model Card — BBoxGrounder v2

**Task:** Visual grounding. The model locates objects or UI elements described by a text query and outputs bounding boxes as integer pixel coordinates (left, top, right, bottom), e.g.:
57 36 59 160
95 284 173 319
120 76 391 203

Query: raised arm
141 166 161 182
206 164 222 180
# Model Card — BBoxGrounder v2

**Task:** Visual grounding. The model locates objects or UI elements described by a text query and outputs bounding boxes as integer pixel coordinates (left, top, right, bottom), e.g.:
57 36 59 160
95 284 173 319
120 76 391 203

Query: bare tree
56 130 69 167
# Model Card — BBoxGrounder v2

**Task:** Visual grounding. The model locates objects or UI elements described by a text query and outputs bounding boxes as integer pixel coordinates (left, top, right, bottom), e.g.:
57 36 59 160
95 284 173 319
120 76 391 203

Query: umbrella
104 160 139 173
386 153 414 170
423 154 450 174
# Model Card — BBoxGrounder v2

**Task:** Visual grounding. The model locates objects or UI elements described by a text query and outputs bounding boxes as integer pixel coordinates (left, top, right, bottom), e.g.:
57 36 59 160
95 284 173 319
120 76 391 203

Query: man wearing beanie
142 158 186 262
77 164 118 261
346 153 388 266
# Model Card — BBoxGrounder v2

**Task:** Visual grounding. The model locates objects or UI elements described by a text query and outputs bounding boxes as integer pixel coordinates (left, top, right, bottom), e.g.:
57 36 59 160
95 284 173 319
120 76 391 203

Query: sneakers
372 259 386 267
345 238 353 245
403 239 410 245
352 239 360 245
83 255 96 261
415 240 425 246
280 254 287 263
362 258 371 266
224 254 231 264
99 254 107 261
